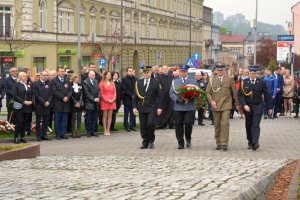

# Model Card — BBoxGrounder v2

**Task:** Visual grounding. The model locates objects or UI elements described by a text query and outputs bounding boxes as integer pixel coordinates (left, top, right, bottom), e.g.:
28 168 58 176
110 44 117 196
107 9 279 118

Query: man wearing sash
133 66 163 149
238 66 272 150
169 65 197 149
206 65 240 151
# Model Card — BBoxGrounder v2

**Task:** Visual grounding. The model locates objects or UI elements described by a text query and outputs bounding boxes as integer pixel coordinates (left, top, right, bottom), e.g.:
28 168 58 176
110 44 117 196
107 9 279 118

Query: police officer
133 66 163 149
206 65 240 151
170 65 197 149
238 66 272 150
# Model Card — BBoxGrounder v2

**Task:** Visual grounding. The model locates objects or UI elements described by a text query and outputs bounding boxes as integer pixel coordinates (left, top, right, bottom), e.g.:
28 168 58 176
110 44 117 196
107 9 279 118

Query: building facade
213 11 223 26
211 25 221 64
202 6 212 65
292 2 300 55
0 0 204 76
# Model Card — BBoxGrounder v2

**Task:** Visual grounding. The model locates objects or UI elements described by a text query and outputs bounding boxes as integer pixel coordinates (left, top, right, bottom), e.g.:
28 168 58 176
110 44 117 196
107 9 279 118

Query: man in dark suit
238 66 272 151
133 66 163 149
122 67 137 132
81 63 102 83
50 67 72 140
273 67 284 118
32 71 52 141
83 71 100 137
0 74 6 112
5 67 18 122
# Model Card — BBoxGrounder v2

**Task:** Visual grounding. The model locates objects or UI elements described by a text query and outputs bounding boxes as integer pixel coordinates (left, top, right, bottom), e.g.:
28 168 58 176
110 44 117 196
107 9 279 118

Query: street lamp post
77 0 81 72
120 0 123 75
254 0 258 65
189 0 192 58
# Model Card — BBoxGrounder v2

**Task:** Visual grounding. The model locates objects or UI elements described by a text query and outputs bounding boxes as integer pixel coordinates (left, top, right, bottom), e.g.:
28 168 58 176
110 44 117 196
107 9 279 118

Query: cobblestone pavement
0 116 299 199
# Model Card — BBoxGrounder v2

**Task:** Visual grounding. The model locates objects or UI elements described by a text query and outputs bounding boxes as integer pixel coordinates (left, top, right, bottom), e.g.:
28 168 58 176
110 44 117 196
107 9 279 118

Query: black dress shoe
215 145 222 150
140 145 148 149
198 123 205 126
91 133 99 137
61 135 68 139
268 116 274 119
294 116 298 118
252 143 260 151
126 128 131 132
169 126 174 129
178 146 184 149
14 138 20 144
20 138 27 143
42 136 52 141
110 128 118 132
148 143 154 149
186 141 191 149
264 115 267 119
221 145 228 151
130 128 137 132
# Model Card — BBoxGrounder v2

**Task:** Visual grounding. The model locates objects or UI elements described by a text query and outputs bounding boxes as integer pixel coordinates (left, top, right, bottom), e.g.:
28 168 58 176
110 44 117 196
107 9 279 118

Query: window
100 9 107 35
58 12 63 32
247 46 252 55
80 14 84 34
39 0 46 31
90 7 96 36
33 57 46 73
82 56 90 66
0 6 11 37
57 1 74 34
59 56 71 68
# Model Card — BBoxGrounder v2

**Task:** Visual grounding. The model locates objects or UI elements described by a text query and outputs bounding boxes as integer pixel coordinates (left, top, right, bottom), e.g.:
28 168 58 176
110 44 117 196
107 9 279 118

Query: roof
244 34 278 42
220 35 247 43
292 1 300 10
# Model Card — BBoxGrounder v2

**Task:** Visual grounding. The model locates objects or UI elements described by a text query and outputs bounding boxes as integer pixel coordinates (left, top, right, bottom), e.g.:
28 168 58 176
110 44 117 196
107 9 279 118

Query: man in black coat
122 67 137 132
50 67 72 140
133 66 163 149
83 71 100 137
5 67 18 122
238 66 272 151
0 74 6 113
32 71 52 141
81 63 102 83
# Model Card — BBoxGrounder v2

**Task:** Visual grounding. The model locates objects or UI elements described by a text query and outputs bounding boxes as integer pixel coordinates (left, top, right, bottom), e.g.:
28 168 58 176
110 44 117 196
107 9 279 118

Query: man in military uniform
170 65 197 149
206 65 240 151
238 66 272 150
133 66 163 149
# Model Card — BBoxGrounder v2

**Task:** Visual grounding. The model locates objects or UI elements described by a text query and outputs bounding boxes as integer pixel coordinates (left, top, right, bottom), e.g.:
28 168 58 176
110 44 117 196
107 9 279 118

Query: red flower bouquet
176 84 207 109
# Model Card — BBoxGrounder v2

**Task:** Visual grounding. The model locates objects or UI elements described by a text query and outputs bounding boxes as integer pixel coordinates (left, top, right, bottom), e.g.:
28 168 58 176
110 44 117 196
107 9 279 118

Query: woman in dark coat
13 72 34 143
70 74 84 138
110 72 122 131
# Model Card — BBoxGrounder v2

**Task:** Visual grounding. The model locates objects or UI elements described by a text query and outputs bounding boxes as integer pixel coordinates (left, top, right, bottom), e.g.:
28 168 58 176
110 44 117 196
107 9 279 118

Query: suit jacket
274 73 284 95
238 78 272 111
32 80 52 115
82 72 102 83
0 75 5 107
5 76 17 106
50 76 72 112
206 76 240 111
83 78 100 110
122 75 137 106
13 82 33 113
133 78 163 113
114 80 122 109
169 77 197 111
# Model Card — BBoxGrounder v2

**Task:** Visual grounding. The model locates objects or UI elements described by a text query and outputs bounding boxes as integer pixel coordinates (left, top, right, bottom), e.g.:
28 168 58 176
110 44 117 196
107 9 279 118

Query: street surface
0 116 299 199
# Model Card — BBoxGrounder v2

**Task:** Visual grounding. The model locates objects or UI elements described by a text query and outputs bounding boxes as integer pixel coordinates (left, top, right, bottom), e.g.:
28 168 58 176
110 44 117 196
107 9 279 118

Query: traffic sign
99 58 107 67
140 61 145 69
192 52 201 61
193 60 201 69
186 59 194 66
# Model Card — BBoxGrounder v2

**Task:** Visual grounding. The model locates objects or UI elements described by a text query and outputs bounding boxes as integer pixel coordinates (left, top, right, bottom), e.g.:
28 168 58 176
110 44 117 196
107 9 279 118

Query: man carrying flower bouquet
206 65 240 151
169 64 198 149
133 66 163 149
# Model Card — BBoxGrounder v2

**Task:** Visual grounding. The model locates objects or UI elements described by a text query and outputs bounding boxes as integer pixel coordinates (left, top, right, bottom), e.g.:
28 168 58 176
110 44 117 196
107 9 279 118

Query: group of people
0 62 297 151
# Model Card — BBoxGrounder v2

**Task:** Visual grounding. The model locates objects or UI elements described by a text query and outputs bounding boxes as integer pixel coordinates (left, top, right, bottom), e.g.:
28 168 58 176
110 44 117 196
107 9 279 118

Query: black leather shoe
294 116 298 118
20 138 27 143
268 116 274 119
42 136 52 141
126 128 131 132
169 126 174 129
130 128 137 132
178 146 184 149
61 135 68 139
186 141 191 149
14 138 20 144
198 123 205 126
216 145 222 150
252 143 260 151
110 128 118 132
91 133 99 137
140 145 148 149
221 145 228 151
148 143 154 149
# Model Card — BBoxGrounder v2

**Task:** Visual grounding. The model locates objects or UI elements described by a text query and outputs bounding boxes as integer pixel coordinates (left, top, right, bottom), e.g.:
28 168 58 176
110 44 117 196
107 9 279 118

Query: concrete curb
0 144 40 162
286 161 299 200
234 160 291 200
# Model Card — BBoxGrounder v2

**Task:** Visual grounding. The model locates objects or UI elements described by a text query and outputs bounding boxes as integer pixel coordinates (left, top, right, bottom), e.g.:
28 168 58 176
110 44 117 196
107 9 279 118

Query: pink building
292 2 300 55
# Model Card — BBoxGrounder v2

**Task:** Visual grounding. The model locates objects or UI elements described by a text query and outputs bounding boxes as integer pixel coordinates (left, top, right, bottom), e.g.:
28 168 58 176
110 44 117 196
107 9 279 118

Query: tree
268 59 277 71
220 27 229 35
248 38 277 67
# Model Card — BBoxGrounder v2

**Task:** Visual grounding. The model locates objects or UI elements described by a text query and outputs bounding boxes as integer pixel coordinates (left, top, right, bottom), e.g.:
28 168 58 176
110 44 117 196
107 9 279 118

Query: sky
204 0 299 27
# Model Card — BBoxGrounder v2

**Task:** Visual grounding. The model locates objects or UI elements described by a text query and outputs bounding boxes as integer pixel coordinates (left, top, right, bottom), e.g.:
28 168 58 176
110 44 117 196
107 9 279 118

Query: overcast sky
204 0 299 27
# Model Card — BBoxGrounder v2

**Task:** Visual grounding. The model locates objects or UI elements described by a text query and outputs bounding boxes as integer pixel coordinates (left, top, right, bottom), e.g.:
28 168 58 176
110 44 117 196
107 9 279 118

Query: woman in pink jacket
99 71 116 135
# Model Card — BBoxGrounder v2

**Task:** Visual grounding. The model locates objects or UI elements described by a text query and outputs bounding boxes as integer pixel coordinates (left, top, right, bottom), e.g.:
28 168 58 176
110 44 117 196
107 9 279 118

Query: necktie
41 81 45 85
91 80 94 86
60 78 64 83
183 78 185 83
144 79 148 86
219 77 222 82
251 80 255 85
